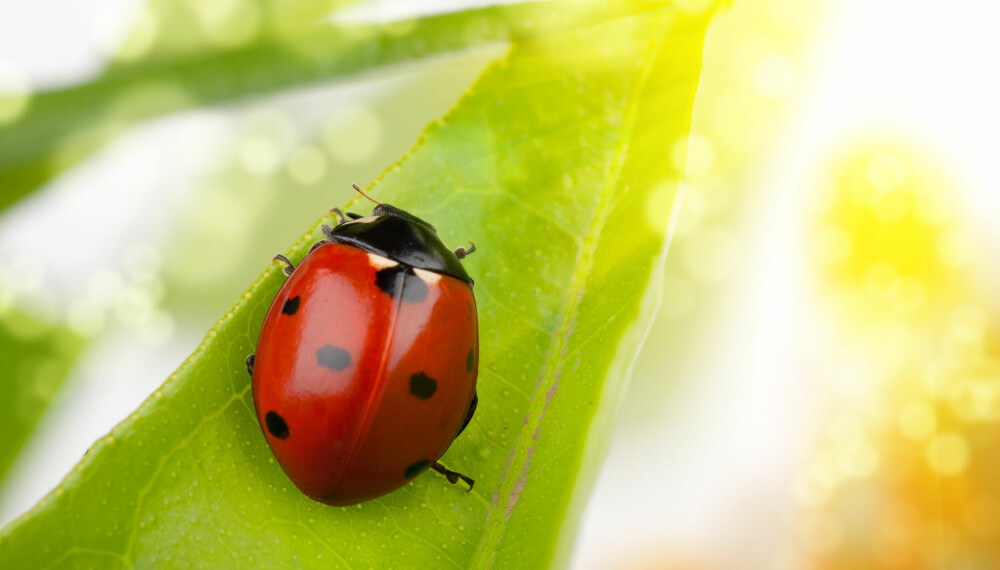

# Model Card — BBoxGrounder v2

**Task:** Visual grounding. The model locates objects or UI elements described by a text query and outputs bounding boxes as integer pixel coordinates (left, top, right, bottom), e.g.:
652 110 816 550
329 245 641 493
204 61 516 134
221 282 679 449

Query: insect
246 185 478 506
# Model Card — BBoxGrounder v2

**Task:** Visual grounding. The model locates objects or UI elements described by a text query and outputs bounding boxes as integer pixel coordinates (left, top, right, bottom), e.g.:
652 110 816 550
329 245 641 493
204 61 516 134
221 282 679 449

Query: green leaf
0 1 653 215
0 4 712 568
0 309 83 485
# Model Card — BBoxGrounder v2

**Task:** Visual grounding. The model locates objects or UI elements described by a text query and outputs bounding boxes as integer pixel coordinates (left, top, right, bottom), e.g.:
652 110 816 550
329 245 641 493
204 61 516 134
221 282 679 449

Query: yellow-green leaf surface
0 2 651 215
0 309 83 485
0 4 712 568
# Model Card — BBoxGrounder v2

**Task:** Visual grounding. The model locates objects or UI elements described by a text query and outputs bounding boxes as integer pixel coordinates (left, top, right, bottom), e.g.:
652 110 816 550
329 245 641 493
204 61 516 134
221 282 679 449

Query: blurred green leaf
159 47 503 319
0 309 83 485
0 3 711 567
0 1 657 215
119 0 364 58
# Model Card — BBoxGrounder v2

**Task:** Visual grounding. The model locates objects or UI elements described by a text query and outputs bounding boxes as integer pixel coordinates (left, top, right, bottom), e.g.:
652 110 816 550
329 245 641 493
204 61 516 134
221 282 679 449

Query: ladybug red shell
247 202 478 506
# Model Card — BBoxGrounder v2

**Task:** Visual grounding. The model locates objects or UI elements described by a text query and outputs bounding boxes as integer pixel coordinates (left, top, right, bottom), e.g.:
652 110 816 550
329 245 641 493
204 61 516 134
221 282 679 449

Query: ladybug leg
331 207 347 225
245 354 255 376
456 391 478 438
431 393 477 491
431 462 474 491
308 240 328 254
329 208 364 227
273 254 295 276
453 242 476 260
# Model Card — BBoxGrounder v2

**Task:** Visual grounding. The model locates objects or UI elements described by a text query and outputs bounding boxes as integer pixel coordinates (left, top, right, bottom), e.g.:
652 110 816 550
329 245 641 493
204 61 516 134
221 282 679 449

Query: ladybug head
325 203 472 285
372 203 436 232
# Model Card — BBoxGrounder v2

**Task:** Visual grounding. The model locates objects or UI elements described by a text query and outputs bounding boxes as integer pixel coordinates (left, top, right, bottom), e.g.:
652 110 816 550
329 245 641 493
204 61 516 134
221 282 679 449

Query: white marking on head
413 268 442 285
367 253 398 269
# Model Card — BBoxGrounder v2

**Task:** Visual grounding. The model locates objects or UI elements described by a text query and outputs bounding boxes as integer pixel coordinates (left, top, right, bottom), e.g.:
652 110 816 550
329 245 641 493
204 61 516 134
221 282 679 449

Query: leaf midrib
468 30 665 567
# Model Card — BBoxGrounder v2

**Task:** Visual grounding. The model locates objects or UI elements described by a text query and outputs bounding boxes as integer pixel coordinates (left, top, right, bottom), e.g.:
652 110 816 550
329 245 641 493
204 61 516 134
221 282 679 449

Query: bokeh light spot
949 378 1000 423
812 141 963 318
659 274 697 319
644 179 681 234
768 0 815 31
897 401 937 440
753 55 796 100
839 439 879 479
680 225 736 284
673 132 715 177
88 270 126 307
138 310 176 346
7 256 45 294
866 153 907 192
711 92 768 152
826 413 865 444
66 300 106 337
382 19 417 37
889 278 926 315
123 243 163 280
925 432 969 475
239 135 282 175
863 262 897 301
111 81 193 126
287 146 327 185
937 229 975 268
114 284 155 325
0 62 32 124
943 324 985 364
672 183 707 238
113 9 159 62
871 188 909 223
188 0 261 48
323 105 382 163
950 304 988 342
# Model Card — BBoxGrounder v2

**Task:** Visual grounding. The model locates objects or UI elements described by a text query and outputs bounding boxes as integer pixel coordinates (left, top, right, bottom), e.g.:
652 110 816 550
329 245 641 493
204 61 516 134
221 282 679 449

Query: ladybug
246 186 478 506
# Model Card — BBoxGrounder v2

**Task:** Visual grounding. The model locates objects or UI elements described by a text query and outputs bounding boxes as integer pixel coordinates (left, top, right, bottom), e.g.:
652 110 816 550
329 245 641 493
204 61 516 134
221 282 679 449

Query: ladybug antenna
352 183 381 205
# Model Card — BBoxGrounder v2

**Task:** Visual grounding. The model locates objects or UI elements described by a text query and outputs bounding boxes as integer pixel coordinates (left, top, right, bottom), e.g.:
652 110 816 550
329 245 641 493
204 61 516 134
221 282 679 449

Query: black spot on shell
410 372 437 399
374 265 428 303
265 411 289 439
374 266 398 296
466 349 475 372
405 459 430 479
317 345 351 371
282 296 300 315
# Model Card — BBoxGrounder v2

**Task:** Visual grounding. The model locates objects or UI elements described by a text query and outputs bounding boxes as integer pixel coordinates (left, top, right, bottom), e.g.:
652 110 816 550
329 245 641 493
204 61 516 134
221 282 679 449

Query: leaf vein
469 32 665 567
122 383 252 564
